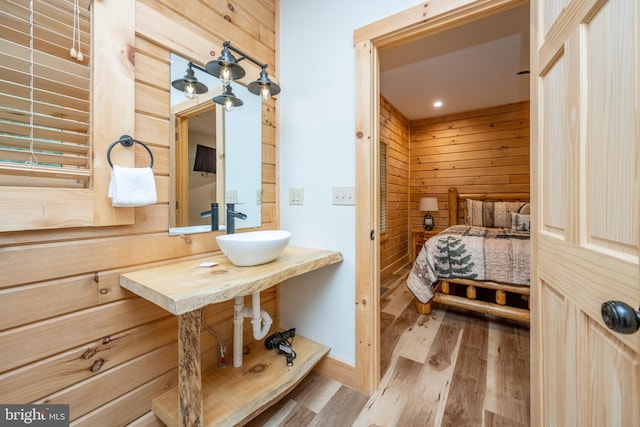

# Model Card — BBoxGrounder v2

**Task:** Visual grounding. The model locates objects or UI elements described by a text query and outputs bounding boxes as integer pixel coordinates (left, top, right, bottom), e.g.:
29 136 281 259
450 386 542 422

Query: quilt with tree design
407 225 530 303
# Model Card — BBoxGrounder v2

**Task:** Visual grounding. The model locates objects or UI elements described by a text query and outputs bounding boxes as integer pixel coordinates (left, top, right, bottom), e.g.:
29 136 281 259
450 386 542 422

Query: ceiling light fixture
171 41 281 110
433 101 443 108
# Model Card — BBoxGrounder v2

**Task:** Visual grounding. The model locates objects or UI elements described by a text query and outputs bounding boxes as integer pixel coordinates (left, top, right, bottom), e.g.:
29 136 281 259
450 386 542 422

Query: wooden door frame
353 0 531 397
170 89 224 228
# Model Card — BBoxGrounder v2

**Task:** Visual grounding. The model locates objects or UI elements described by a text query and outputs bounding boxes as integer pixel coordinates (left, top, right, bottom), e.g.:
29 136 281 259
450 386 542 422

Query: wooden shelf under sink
152 335 330 427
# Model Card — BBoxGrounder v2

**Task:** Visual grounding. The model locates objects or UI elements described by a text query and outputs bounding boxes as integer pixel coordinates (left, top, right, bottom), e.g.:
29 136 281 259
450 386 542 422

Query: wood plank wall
409 101 530 231
0 1 278 426
379 96 410 281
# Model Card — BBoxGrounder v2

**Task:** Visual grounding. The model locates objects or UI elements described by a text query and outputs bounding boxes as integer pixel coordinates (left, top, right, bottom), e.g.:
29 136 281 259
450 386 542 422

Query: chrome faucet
226 203 246 234
200 202 219 231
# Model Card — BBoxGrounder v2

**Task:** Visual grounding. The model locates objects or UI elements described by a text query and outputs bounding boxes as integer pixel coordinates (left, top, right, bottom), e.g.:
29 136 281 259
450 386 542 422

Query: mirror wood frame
170 89 225 229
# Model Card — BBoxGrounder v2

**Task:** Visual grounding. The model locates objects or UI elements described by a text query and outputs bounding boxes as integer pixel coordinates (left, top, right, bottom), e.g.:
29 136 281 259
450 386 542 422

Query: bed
407 187 531 323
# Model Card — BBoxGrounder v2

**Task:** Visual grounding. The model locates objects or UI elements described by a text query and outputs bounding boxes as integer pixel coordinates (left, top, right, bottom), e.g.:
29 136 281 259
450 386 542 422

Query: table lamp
419 197 438 231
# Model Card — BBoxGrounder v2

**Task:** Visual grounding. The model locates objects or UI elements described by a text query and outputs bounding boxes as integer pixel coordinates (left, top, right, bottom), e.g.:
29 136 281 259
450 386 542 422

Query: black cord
272 337 296 366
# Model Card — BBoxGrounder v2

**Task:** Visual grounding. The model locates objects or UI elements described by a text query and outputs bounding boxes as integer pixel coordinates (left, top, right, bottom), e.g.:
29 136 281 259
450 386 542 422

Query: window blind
0 0 91 187
380 140 387 233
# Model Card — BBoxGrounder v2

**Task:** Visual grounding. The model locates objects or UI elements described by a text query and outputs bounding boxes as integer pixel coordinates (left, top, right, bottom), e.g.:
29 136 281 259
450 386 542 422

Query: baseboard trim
312 354 356 390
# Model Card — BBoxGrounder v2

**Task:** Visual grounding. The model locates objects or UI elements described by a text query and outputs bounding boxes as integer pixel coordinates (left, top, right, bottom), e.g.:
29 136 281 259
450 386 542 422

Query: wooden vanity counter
119 245 342 427
120 245 343 315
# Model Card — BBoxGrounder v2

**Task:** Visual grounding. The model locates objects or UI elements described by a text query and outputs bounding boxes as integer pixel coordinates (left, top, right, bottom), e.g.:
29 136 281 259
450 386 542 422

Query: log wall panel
0 299 169 372
37 342 178 420
380 96 410 280
0 0 279 424
73 369 178 427
409 101 530 231
0 316 177 403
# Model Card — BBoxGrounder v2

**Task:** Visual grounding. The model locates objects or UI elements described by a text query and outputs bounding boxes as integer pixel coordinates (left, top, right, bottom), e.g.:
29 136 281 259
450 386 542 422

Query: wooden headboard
448 187 530 226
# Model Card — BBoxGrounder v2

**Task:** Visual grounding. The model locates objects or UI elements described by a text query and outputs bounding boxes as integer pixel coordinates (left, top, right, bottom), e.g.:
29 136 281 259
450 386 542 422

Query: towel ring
107 135 154 168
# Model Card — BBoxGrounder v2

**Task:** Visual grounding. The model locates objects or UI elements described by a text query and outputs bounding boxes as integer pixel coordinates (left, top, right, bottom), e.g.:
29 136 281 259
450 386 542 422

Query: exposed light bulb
184 82 197 99
433 100 443 108
224 97 233 112
260 85 271 101
220 66 233 85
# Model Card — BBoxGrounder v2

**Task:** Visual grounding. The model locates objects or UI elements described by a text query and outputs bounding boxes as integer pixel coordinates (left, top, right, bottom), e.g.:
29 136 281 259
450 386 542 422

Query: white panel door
532 0 639 425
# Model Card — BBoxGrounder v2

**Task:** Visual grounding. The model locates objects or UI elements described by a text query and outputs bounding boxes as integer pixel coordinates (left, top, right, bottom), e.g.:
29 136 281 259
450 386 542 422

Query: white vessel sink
216 230 292 266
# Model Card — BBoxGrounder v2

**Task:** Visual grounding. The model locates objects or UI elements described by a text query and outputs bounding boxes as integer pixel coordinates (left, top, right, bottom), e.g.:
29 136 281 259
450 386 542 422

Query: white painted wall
278 0 422 364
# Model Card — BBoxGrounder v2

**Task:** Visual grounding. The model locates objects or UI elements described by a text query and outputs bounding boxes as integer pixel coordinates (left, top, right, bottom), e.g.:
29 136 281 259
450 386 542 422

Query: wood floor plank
289 371 343 414
245 399 297 427
280 403 316 426
394 305 445 364
353 356 424 426
244 396 296 426
308 386 367 427
440 310 490 426
381 283 415 317
394 307 465 427
426 308 466 371
380 268 409 308
492 320 530 425
380 301 421 376
485 409 528 427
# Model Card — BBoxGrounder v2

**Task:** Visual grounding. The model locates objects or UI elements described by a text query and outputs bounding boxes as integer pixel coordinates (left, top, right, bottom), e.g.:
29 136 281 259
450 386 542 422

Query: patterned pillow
511 212 531 232
465 199 527 228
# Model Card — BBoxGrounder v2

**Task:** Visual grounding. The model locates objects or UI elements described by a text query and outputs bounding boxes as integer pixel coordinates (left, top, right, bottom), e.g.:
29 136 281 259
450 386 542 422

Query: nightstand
411 228 438 261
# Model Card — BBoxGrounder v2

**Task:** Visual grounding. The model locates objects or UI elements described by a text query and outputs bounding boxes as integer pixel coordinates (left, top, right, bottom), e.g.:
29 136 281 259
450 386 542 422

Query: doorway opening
354 0 531 396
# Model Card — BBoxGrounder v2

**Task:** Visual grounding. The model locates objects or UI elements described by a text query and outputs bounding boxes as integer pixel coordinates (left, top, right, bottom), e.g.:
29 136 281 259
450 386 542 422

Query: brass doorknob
601 301 640 334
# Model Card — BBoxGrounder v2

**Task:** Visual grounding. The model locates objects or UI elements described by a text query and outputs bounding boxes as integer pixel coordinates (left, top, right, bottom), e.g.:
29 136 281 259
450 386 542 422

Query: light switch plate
225 190 238 204
332 186 356 205
289 187 304 205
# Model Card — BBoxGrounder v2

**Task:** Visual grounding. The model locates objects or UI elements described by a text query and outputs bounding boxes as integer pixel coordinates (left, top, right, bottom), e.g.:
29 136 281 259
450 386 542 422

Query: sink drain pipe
233 292 273 367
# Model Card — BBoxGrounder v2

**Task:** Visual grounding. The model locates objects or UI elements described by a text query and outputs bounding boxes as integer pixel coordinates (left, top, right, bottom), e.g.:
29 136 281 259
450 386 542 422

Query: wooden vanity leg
179 309 203 427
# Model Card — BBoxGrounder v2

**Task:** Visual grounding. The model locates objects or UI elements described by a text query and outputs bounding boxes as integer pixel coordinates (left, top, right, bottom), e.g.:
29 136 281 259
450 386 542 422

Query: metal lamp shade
205 48 246 81
213 86 244 109
248 69 281 98
171 67 208 95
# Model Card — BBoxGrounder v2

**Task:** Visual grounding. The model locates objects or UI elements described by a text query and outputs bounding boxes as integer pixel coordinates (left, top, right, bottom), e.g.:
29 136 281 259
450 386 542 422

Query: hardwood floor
246 269 530 426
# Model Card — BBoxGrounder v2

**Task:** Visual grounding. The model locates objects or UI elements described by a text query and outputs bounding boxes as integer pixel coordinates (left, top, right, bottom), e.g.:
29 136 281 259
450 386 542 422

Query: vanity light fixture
213 85 243 112
171 63 209 99
171 41 281 110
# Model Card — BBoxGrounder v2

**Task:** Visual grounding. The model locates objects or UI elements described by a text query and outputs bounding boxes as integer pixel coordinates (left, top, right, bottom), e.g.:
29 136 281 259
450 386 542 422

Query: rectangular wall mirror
169 54 262 235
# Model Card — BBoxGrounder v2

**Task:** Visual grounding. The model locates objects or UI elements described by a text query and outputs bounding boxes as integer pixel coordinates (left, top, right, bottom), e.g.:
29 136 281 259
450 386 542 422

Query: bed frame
414 187 531 323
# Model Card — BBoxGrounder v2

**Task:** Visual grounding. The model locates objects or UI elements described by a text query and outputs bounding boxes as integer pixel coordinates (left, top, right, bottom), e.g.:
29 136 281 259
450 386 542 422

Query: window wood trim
0 0 135 232
91 0 135 226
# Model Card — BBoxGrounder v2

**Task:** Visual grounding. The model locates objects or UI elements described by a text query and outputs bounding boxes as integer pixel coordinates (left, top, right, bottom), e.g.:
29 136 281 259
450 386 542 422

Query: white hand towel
108 165 157 207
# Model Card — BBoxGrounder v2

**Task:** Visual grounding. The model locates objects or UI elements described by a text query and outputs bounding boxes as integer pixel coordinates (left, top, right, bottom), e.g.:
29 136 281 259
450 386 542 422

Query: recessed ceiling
379 5 530 120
